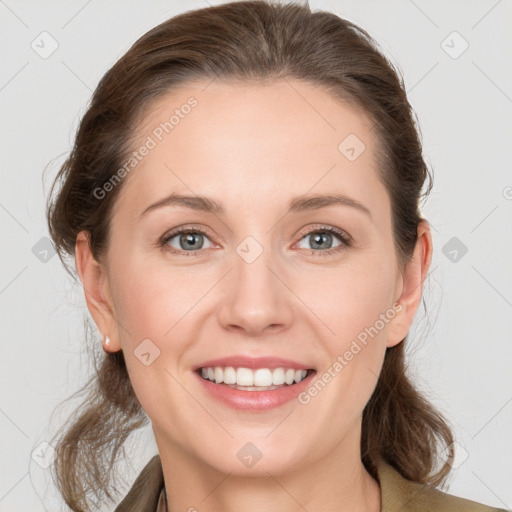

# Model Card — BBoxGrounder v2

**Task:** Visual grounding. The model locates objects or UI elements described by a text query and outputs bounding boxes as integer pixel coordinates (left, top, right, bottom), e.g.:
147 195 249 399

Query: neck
155 427 381 512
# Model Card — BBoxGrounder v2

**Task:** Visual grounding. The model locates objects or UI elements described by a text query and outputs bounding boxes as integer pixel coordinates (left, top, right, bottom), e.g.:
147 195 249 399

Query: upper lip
193 356 314 372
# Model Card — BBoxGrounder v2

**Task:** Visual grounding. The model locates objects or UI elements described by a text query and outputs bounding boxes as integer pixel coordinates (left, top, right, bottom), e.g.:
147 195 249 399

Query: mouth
195 366 316 392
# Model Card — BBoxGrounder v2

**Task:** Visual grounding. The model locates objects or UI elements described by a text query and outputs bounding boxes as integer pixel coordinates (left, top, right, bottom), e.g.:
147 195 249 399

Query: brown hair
46 1 454 510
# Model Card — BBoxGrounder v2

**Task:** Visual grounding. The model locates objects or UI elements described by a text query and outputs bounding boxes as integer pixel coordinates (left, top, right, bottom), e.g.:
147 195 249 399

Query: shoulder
114 455 164 512
376 461 509 512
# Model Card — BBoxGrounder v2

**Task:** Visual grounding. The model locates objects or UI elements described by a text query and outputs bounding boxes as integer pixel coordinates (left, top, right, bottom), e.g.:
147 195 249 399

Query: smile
198 366 313 390
195 366 317 410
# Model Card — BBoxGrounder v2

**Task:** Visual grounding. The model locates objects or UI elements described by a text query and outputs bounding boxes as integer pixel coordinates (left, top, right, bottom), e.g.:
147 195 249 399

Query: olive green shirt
114 455 509 512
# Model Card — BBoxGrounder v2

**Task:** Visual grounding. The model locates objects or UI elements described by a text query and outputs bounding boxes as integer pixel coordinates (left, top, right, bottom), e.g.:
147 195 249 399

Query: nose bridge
236 236 275 294
217 233 293 335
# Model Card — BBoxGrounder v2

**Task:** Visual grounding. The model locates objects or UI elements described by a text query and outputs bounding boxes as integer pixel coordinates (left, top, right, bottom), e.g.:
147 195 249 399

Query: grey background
1 0 511 510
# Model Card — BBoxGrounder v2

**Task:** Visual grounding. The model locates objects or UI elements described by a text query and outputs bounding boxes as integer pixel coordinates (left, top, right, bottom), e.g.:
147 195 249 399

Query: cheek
296 255 397 405
107 253 210 391
109 250 196 340
107 258 199 429
296 271 394 431
287 265 397 457
300 256 397 350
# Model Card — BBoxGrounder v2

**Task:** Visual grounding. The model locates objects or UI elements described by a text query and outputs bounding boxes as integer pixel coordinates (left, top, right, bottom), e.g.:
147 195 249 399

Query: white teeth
214 367 223 384
272 368 285 385
253 369 272 387
223 366 237 385
236 367 254 386
285 368 296 385
199 366 310 386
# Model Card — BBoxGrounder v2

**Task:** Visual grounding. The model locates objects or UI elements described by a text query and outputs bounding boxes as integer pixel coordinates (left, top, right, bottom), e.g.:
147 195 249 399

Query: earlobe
386 220 433 348
75 231 122 352
102 335 113 353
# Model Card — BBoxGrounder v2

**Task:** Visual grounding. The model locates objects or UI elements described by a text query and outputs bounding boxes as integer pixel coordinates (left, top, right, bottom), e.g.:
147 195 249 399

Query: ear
75 231 122 352
386 220 433 348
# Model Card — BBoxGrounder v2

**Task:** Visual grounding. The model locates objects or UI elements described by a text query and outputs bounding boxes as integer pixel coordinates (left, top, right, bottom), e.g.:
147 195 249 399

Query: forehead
114 79 387 221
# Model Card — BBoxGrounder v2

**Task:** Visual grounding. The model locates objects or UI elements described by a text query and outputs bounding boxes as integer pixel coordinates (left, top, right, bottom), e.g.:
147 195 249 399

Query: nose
216 244 294 337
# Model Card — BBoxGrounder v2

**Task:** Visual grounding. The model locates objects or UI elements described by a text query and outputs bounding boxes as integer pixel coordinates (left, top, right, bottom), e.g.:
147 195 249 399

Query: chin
195 437 309 477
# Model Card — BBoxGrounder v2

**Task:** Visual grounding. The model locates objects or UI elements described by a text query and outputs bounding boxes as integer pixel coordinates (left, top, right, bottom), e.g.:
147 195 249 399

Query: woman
45 1 508 511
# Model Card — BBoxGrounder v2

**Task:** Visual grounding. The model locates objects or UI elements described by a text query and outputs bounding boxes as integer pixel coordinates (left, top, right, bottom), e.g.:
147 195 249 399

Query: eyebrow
138 192 372 220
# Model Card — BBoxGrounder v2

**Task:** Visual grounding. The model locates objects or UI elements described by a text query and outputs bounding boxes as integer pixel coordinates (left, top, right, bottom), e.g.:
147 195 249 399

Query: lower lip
194 370 316 411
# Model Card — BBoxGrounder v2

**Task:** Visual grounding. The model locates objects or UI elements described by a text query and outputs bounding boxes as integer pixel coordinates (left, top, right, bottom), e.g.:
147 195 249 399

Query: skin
75 79 432 512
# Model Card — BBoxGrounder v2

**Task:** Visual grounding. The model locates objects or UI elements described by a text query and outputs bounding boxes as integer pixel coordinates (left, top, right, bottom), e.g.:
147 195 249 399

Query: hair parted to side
46 1 454 510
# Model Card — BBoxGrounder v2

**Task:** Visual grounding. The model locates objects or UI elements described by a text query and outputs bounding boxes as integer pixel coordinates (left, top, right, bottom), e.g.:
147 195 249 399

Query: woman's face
80 79 428 476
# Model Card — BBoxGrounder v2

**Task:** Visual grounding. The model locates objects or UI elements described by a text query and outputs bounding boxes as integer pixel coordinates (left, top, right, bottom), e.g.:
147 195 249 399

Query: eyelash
159 225 352 257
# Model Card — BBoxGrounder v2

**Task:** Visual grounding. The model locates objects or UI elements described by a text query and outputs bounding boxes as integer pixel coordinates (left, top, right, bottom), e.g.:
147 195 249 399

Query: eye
295 226 351 256
161 227 214 255
159 224 351 257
